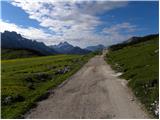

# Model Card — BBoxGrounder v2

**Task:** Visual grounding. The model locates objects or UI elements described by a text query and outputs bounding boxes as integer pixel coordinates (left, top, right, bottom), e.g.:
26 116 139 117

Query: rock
55 66 70 75
146 65 150 67
2 96 12 105
130 97 135 101
55 69 63 75
151 100 159 117
154 49 159 53
115 63 119 66
116 72 123 76
155 103 159 116
2 95 25 105
63 66 70 73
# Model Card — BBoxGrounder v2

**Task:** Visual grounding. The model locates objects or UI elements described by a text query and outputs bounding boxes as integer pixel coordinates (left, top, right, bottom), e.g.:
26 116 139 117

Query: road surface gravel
25 52 149 119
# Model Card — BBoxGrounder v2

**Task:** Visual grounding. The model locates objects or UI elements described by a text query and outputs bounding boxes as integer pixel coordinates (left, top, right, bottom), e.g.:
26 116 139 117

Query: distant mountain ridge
50 42 91 54
85 44 105 51
1 31 57 55
50 42 74 53
1 31 107 56
108 34 159 51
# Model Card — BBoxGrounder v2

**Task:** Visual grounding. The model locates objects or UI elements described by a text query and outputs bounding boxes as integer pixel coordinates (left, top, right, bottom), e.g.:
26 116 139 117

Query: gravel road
25 52 149 119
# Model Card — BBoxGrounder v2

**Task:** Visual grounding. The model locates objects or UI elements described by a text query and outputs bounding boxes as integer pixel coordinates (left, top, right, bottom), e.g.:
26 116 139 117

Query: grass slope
1 48 44 60
2 52 97 118
106 36 159 117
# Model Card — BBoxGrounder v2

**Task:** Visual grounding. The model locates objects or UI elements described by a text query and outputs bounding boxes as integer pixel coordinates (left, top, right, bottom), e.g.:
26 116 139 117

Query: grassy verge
2 52 97 118
106 36 159 117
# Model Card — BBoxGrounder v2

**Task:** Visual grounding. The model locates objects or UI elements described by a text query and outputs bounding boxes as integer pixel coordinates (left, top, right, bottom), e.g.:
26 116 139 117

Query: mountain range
1 31 106 55
1 31 57 55
49 42 91 54
85 44 105 51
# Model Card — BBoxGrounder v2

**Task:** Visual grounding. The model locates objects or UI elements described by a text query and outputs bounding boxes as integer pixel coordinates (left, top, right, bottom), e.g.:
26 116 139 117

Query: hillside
108 34 158 51
106 35 159 117
1 48 44 60
1 31 57 55
1 53 97 118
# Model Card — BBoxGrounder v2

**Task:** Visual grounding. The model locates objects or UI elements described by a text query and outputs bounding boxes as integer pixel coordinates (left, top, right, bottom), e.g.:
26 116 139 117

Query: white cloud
2 0 135 47
11 1 127 34
0 20 63 45
101 22 137 45
103 22 137 34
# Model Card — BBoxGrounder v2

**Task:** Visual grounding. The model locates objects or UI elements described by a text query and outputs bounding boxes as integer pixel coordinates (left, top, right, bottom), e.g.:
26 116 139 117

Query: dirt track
25 52 149 119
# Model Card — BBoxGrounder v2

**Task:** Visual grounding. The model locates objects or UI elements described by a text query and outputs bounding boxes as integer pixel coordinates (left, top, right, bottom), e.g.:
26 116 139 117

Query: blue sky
0 1 159 47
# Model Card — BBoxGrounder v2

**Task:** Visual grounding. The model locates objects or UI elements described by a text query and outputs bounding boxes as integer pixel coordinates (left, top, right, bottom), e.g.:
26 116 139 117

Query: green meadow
1 48 44 60
1 53 97 118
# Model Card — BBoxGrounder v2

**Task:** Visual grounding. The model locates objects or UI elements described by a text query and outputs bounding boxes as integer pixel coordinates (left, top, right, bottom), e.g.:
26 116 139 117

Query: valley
1 33 159 119
1 1 158 119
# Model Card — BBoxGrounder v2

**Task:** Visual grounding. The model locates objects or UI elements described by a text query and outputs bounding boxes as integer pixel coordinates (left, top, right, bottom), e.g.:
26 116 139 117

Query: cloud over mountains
1 0 138 47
